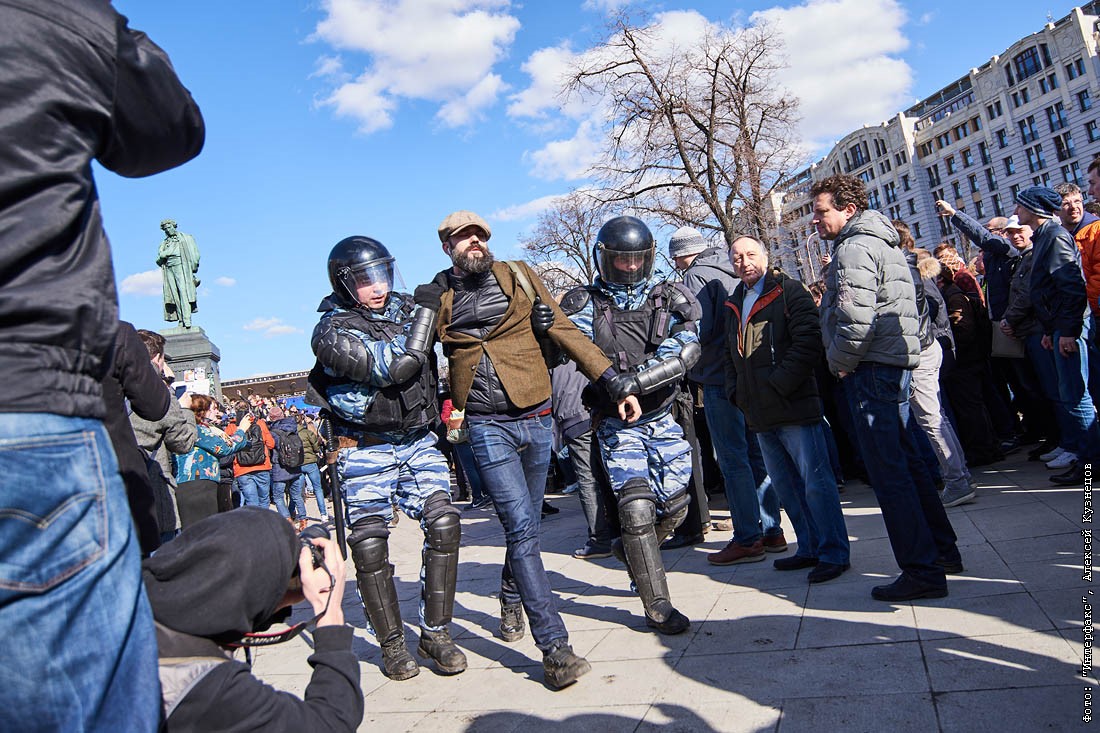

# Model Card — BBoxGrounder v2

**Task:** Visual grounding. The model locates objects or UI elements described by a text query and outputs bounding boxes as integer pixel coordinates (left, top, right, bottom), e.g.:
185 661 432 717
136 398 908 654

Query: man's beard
452 245 495 274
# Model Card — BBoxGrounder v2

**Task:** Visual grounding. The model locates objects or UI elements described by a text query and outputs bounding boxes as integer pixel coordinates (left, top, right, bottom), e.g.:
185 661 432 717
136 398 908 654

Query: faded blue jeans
468 413 568 652
0 413 160 731
273 474 307 520
236 468 272 509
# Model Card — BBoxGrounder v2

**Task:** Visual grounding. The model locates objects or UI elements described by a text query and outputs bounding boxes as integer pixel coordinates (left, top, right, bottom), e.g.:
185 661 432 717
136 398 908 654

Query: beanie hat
267 405 284 421
668 227 708 258
1015 186 1062 217
143 508 299 641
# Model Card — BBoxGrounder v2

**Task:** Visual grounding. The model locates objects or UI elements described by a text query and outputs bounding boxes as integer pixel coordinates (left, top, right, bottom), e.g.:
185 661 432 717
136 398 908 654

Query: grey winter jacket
131 399 197 534
820 209 920 374
680 246 740 386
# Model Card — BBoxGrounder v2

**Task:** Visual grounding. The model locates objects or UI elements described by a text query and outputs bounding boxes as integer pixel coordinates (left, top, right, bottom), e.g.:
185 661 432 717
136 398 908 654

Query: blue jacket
949 210 1015 319
1029 218 1088 338
269 417 303 482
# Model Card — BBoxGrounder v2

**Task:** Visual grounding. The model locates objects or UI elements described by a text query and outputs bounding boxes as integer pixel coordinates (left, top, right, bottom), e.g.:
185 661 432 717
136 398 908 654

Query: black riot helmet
594 216 655 285
327 236 400 307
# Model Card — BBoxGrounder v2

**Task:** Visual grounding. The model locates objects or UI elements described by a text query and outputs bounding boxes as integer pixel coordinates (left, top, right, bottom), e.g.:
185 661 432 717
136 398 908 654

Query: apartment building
774 3 1100 282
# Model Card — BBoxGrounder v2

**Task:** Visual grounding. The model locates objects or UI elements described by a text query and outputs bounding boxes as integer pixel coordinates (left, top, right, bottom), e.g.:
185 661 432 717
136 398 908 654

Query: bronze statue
157 218 200 328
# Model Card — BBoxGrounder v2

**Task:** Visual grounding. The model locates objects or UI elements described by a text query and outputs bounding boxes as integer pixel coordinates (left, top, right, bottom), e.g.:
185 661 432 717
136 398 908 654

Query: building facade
775 4 1100 282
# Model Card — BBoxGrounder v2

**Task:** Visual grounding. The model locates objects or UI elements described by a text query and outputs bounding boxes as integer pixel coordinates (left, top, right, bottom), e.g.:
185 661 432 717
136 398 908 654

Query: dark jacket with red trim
723 268 824 432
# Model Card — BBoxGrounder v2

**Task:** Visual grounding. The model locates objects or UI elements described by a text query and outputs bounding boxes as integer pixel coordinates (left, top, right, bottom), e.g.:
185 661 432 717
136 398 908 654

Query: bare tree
518 190 615 294
567 14 807 252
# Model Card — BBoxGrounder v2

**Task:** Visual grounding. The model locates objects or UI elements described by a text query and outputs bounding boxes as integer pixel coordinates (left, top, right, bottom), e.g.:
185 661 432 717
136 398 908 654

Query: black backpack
273 428 305 469
236 423 267 467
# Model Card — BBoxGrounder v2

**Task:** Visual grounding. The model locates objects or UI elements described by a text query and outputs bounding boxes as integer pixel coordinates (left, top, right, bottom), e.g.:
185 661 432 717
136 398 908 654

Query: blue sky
103 0 1082 380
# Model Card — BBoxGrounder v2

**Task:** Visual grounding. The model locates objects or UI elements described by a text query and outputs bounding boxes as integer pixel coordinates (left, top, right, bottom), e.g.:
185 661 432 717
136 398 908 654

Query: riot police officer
561 216 702 635
307 236 464 680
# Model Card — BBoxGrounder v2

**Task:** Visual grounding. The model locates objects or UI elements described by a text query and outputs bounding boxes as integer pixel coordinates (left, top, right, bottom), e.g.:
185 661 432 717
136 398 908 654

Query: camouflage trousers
596 409 692 508
338 430 451 525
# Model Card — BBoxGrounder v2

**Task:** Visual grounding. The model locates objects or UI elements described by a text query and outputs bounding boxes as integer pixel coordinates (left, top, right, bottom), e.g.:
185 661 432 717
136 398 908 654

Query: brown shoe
708 540 765 565
762 532 788 553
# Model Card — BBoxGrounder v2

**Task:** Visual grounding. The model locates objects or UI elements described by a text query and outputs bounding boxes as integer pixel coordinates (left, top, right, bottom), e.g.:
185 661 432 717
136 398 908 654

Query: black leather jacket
0 1 204 417
446 270 515 415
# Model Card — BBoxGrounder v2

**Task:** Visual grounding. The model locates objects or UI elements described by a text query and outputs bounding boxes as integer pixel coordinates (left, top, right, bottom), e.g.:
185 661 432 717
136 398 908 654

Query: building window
971 117 982 132
913 222 922 239
933 188 945 202
992 193 1003 216
1088 120 1100 143
968 174 979 194
868 188 881 209
1047 101 1067 132
986 168 998 191
996 129 1009 148
859 169 875 184
908 198 916 215
1004 156 1015 175
1011 183 1022 200
1026 144 1045 173
1053 132 1076 162
1066 58 1086 80
1079 89 1093 112
952 181 963 199
987 100 1003 120
884 181 897 204
1013 46 1042 81
946 155 957 174
974 199 986 219
902 174 911 191
1018 115 1038 143
1040 172 1052 187
962 148 974 168
927 164 941 187
1039 73 1059 94
979 141 991 165
1011 88 1031 108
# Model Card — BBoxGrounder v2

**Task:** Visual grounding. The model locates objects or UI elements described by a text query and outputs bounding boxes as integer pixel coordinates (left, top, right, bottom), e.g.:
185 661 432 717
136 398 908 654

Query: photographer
143 507 362 732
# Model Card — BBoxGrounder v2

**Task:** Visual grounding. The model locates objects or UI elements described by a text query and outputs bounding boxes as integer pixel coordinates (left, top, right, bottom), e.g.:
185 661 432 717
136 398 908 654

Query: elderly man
1017 186 1100 486
724 236 850 582
669 227 786 564
419 210 639 689
814 174 961 602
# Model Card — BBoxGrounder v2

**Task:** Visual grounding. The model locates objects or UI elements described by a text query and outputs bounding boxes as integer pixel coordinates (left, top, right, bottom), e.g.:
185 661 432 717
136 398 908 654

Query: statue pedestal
161 325 222 399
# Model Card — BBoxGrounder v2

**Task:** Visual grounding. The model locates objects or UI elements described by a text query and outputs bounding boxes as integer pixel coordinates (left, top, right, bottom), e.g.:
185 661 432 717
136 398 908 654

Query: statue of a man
157 218 200 328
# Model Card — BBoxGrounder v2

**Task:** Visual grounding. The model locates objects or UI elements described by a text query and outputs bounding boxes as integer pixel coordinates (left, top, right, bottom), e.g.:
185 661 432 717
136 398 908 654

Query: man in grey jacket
814 174 961 602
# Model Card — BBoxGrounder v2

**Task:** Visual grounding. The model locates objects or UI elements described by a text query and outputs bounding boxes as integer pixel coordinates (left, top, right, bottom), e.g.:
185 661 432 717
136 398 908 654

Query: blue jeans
756 423 850 565
300 461 328 518
237 469 271 509
702 385 782 546
273 474 306 519
453 441 485 503
844 364 959 586
1053 327 1100 461
468 414 567 652
0 413 159 731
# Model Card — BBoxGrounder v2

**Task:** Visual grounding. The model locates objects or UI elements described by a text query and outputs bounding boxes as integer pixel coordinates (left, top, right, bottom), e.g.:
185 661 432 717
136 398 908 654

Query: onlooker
725 236 850 583
143 508 362 731
268 404 308 530
176 394 249 528
229 399 276 508
298 412 328 521
0 2 203 728
813 174 961 602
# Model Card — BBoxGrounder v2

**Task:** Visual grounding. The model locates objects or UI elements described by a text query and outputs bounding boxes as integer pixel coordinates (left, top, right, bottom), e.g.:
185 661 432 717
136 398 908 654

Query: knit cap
1015 186 1062 217
667 227 708 258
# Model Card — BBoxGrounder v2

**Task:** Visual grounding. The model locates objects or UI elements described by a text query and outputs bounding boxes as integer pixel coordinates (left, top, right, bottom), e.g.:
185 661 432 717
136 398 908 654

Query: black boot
417 628 467 674
351 530 419 680
499 599 525 642
619 493 691 635
543 640 591 689
379 632 420 681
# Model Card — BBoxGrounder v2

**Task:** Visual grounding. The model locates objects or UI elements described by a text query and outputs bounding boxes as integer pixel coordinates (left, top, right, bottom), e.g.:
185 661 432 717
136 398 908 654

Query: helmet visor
339 260 404 304
597 246 653 285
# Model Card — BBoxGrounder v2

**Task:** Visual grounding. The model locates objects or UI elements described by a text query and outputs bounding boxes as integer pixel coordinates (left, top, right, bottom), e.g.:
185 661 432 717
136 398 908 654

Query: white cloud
490 193 567 221
918 11 936 25
583 0 631 12
214 277 237 287
314 0 520 132
507 44 578 120
525 118 603 181
243 317 303 338
120 269 162 296
751 0 912 150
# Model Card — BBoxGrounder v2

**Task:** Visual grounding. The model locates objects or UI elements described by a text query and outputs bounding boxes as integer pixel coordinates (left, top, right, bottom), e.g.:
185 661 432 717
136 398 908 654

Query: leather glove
413 283 444 310
531 299 554 336
605 372 641 403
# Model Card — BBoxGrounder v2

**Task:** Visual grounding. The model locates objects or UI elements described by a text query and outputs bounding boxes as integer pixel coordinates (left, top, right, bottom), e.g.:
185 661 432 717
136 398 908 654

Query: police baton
318 414 347 559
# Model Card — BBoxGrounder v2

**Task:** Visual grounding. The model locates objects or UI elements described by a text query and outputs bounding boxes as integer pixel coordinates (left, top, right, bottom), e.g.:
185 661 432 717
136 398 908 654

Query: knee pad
618 495 657 536
423 491 461 553
349 517 390 573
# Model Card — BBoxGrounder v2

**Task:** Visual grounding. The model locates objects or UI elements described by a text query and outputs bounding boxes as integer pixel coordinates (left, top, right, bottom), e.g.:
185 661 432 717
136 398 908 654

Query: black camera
299 524 330 569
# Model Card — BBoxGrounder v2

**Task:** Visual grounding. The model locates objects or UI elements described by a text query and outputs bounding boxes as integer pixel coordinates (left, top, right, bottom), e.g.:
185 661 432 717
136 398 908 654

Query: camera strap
227 564 336 648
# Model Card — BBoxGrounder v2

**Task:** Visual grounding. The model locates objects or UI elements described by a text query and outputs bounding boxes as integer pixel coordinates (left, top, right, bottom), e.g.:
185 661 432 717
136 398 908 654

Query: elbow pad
389 307 437 384
311 320 374 383
634 342 700 395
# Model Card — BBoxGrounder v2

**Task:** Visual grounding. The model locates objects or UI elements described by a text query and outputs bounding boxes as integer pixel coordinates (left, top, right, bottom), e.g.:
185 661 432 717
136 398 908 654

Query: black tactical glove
413 283 445 311
531 298 554 336
605 372 641 403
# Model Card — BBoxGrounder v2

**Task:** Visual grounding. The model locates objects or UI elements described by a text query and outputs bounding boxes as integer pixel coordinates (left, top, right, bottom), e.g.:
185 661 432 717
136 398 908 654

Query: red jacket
226 418 275 476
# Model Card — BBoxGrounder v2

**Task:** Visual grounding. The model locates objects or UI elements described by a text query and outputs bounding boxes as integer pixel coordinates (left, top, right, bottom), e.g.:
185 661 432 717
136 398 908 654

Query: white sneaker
1039 446 1065 462
1047 451 1078 469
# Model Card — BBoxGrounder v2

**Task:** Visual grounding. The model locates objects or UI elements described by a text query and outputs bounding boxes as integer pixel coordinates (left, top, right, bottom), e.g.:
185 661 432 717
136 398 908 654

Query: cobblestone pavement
254 450 1090 732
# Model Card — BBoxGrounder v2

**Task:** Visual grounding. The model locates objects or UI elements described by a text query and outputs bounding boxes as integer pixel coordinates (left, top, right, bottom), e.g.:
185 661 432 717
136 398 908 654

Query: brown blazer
437 260 611 410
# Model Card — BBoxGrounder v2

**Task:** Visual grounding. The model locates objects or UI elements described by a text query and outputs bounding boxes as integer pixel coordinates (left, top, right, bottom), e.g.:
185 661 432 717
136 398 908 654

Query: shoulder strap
506 261 538 304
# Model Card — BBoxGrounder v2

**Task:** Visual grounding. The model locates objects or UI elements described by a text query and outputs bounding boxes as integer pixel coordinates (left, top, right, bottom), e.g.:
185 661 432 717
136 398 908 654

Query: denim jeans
0 413 160 732
701 385 782 546
844 364 959 586
468 413 567 652
1053 326 1100 461
237 469 271 509
272 474 306 519
756 423 850 565
453 441 485 503
300 461 328 518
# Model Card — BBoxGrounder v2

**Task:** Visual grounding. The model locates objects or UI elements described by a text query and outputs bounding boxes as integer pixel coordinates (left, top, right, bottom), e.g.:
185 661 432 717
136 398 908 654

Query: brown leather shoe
761 532 788 553
707 540 765 565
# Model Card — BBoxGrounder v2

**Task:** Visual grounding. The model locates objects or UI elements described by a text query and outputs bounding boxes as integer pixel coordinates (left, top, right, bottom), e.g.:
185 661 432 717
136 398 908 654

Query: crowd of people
4 2 1100 730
